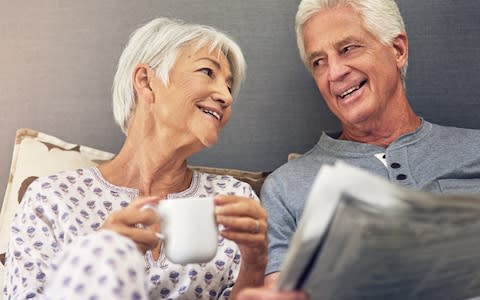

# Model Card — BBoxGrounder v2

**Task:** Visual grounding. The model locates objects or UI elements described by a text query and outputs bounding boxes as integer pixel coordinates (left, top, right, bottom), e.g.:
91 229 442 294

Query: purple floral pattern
4 167 257 299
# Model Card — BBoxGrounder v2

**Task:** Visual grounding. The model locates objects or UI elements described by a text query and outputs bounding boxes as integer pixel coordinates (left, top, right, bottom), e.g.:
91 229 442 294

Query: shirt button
396 174 407 180
391 162 401 169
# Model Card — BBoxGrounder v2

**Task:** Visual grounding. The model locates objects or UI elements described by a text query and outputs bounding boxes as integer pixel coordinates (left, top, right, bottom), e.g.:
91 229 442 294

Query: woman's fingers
100 196 163 252
238 287 308 300
130 195 162 209
214 195 268 265
113 225 160 252
217 215 265 236
215 195 265 219
103 196 161 227
108 204 158 227
215 195 267 232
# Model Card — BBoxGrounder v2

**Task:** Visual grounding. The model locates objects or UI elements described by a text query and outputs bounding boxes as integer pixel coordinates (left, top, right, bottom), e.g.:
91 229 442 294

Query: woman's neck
98 137 194 198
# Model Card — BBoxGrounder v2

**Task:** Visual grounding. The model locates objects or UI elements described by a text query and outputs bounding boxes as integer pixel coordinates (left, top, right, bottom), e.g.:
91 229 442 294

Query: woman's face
149 46 234 148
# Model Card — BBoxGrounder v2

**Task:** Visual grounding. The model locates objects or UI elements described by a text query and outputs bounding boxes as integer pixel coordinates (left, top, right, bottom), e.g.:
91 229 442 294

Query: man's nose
327 57 350 82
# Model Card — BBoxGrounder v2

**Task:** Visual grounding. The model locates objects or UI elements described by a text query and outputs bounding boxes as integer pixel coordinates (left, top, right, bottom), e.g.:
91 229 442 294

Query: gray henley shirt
262 119 480 274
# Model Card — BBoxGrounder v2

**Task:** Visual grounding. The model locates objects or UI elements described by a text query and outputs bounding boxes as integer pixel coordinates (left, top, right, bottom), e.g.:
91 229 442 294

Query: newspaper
277 161 480 300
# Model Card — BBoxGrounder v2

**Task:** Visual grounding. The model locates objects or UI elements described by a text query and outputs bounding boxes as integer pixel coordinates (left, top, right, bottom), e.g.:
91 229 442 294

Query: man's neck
339 112 421 148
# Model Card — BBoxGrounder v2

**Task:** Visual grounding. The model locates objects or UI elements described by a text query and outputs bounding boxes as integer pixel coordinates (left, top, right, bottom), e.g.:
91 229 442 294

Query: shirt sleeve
3 179 62 299
261 172 298 275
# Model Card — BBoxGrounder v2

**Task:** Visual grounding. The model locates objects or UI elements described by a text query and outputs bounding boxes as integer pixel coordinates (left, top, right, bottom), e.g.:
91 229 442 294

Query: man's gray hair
112 17 246 134
295 0 407 82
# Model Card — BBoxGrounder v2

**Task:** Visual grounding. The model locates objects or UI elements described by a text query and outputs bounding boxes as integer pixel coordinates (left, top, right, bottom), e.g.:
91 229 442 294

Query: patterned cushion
0 128 271 287
288 152 302 161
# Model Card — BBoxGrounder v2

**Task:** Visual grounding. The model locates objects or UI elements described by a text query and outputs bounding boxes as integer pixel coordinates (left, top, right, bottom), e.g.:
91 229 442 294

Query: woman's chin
199 135 219 148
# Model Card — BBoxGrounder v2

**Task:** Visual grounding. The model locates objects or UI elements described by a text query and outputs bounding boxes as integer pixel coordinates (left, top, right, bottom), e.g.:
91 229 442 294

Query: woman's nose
213 82 233 107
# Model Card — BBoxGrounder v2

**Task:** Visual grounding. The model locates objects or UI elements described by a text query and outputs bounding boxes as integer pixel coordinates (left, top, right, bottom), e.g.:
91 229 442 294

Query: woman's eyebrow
196 57 221 69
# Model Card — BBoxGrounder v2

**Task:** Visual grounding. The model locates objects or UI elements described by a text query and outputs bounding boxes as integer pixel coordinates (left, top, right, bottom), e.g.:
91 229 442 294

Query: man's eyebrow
335 35 361 48
307 35 363 61
307 50 326 63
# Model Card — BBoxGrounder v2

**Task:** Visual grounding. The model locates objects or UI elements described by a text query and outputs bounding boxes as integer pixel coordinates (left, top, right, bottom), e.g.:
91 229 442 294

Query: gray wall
0 1 479 206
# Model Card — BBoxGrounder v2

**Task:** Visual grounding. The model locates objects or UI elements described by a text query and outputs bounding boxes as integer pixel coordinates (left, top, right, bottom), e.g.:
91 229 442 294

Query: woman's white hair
295 0 408 82
112 17 246 134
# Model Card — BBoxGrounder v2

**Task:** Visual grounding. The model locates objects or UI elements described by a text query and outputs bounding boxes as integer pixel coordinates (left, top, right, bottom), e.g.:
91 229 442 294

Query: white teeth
201 108 221 120
340 85 360 98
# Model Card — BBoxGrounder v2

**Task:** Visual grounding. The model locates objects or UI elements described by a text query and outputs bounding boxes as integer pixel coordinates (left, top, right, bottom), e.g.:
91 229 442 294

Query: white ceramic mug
154 197 218 264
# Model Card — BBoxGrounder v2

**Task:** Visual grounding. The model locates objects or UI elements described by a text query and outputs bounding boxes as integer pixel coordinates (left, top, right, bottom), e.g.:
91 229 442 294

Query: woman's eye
199 68 214 77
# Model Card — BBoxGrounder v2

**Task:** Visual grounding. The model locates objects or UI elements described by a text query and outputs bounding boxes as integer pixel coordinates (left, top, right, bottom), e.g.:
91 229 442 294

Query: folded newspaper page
277 161 480 300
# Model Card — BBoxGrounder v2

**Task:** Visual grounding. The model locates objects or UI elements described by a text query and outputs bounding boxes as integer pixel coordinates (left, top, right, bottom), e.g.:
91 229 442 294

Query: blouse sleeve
217 178 256 299
3 179 63 299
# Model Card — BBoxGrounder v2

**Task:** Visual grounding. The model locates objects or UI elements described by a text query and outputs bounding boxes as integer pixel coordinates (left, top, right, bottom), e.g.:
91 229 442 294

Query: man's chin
339 107 374 124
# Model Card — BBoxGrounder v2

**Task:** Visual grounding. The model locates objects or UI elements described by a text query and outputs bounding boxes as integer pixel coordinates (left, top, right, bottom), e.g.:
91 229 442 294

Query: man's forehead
303 14 373 55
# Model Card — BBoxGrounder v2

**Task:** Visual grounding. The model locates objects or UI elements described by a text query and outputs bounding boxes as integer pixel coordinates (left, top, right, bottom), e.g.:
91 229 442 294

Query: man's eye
342 45 357 54
199 68 214 77
312 58 325 68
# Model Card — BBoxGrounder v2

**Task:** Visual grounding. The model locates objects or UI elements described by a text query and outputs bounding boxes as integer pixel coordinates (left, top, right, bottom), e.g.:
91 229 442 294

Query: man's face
302 6 407 129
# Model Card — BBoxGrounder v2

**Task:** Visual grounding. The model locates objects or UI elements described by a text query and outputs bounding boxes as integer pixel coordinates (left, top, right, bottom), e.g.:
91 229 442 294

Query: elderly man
252 0 480 298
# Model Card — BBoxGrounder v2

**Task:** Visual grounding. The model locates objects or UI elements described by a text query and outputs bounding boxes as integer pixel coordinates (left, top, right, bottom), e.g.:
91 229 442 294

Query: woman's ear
132 64 154 103
392 33 408 69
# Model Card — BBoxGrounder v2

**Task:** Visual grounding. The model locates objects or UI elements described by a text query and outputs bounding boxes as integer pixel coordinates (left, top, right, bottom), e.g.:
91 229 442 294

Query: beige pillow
0 128 115 288
0 128 271 285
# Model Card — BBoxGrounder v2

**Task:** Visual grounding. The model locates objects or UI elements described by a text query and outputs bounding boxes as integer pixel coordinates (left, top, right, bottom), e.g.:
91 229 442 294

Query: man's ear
392 33 408 69
132 64 154 102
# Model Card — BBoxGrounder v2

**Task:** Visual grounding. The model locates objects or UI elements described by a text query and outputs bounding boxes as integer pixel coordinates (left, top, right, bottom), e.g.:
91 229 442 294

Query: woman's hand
214 195 268 268
100 195 162 253
238 287 308 300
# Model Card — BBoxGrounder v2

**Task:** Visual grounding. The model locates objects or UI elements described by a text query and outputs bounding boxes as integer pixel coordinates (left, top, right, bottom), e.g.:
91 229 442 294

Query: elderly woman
3 18 267 299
